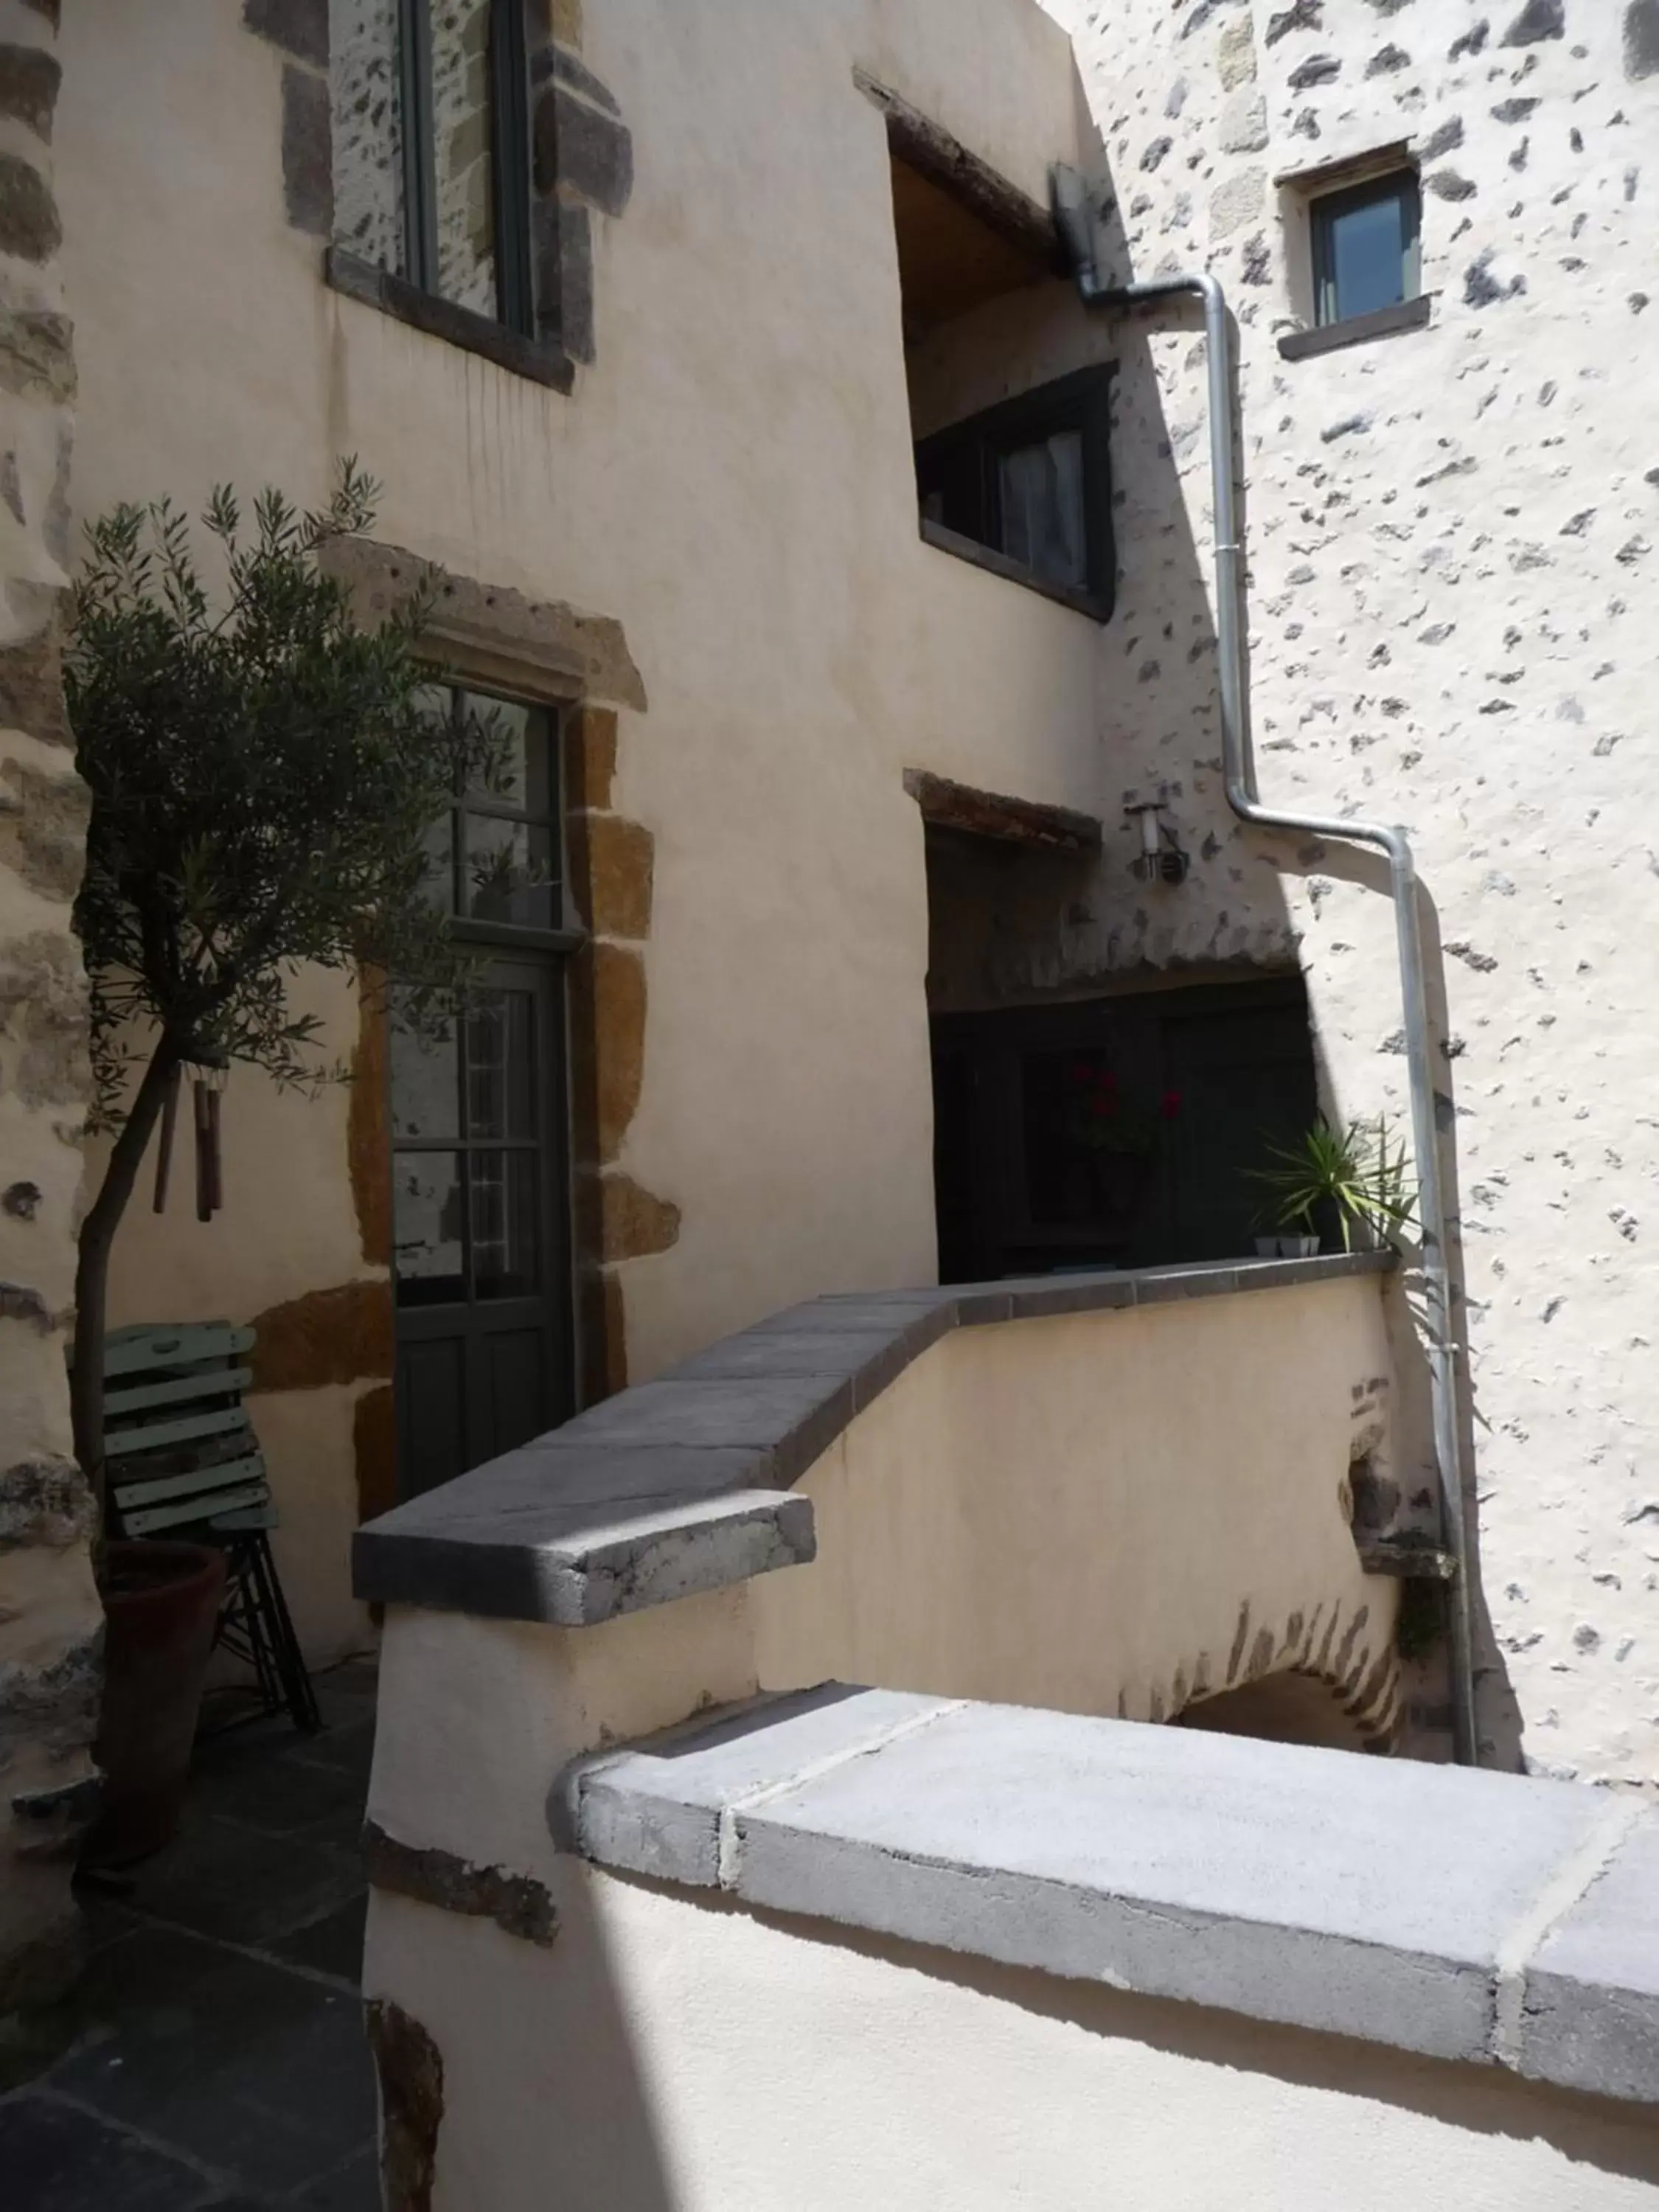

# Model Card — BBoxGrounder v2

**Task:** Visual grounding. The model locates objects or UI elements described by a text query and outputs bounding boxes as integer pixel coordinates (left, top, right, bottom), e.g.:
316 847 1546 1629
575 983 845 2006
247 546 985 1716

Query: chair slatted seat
101 1322 320 1733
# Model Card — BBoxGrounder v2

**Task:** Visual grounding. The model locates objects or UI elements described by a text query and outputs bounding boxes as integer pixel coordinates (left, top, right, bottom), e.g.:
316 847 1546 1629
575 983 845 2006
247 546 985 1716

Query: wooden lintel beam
904 768 1102 855
853 67 1066 278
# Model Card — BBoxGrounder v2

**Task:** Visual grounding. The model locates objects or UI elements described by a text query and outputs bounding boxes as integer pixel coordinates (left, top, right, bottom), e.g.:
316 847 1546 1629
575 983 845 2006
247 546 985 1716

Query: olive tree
66 463 481 1506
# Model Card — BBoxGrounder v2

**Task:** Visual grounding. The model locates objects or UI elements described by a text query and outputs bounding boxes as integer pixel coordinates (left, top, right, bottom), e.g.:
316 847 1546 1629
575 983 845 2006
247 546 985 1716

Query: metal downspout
1052 183 1478 1764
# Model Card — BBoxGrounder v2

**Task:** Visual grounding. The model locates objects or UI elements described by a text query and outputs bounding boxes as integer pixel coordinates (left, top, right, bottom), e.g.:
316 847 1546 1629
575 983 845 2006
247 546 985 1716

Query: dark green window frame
1310 170 1422 330
396 0 535 338
914 366 1116 623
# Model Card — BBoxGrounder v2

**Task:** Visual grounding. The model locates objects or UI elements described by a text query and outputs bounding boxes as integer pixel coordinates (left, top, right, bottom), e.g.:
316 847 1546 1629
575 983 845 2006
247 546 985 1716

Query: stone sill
325 248 576 394
353 1251 1393 1627
562 1681 1659 2112
918 517 1113 623
1278 293 1433 362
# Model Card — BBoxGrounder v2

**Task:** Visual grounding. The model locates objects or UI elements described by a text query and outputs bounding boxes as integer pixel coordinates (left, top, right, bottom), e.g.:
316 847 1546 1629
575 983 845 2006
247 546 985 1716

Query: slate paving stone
0 2090 220 2211
268 1893 368 1986
285 1716 377 1781
190 1742 370 1842
121 1816 366 1950
10 1662 380 2210
293 2143 382 2210
49 1925 375 2199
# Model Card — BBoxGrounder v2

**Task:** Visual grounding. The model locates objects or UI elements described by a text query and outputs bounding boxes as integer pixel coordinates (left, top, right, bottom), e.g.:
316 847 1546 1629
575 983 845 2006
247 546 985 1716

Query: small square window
1310 170 1421 328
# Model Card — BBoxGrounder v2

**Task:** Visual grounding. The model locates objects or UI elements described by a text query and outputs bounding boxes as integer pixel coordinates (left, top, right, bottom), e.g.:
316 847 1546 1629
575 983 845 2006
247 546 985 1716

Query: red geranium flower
1092 1093 1119 1119
1159 1088 1183 1119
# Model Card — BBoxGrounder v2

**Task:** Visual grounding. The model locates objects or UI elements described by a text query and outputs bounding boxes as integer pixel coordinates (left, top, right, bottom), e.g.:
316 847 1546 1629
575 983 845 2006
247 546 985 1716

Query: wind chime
152 1057 228 1222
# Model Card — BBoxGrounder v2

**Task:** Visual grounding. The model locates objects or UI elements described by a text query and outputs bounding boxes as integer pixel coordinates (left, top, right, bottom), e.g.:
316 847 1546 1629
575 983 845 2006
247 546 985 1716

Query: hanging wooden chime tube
152 1062 181 1214
193 1070 214 1222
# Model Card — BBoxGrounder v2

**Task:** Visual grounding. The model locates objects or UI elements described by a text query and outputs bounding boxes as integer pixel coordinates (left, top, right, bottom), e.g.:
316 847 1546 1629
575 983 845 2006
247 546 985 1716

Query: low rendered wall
357 1255 1408 1748
361 1669 1659 2211
372 1865 1659 2212
748 1270 1399 1737
352 1256 1485 2203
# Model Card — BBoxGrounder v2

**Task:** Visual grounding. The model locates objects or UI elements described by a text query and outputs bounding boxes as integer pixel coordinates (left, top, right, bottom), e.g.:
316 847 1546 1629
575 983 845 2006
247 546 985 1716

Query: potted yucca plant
1246 1116 1416 1258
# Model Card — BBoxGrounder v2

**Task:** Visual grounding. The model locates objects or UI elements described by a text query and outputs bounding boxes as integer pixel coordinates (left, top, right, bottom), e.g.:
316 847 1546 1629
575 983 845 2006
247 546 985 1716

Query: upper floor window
915 369 1116 621
858 72 1116 623
1310 170 1421 328
335 0 532 333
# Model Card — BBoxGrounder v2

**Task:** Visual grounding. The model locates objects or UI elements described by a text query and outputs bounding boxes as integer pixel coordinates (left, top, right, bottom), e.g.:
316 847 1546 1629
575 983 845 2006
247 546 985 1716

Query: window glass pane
1324 189 1407 322
420 809 456 914
465 814 558 928
430 0 498 314
394 1152 467 1306
465 989 535 1140
462 694 553 818
333 0 406 276
998 431 1088 591
390 1010 461 1141
470 1152 540 1299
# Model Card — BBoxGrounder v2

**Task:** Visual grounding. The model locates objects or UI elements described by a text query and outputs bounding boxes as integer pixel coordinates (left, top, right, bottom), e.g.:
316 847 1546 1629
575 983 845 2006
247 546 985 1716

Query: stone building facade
0 0 100 2014
1029 0 1659 1781
6 0 1659 2019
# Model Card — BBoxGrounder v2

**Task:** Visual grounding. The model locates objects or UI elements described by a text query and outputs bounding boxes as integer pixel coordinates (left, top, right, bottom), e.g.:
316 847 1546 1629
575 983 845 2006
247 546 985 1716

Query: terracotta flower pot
83 1539 227 1868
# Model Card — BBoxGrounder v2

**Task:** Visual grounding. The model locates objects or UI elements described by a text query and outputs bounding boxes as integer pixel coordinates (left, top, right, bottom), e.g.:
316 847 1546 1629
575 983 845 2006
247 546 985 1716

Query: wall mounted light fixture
1125 799 1190 886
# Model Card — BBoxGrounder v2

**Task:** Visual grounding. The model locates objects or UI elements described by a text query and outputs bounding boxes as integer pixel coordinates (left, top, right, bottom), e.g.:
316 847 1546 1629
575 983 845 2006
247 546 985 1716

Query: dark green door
388 684 577 1498
390 961 573 1495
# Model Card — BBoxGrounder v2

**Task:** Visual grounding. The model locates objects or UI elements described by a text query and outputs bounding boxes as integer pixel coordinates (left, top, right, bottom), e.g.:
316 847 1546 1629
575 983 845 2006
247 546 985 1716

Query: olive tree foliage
66 462 489 1499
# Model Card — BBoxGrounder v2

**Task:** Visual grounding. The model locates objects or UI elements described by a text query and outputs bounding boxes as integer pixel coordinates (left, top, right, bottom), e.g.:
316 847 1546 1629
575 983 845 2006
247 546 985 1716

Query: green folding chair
102 1321 320 1733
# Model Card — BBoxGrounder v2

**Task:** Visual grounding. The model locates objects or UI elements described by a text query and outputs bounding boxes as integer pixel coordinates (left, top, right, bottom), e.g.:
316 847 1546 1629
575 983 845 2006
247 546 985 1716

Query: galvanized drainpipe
1051 175 1478 1765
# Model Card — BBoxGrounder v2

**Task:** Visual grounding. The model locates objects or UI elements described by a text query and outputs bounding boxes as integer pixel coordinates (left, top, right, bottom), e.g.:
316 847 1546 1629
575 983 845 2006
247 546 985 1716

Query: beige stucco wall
52 0 1100 1658
366 1868 1659 2212
750 1272 1401 1738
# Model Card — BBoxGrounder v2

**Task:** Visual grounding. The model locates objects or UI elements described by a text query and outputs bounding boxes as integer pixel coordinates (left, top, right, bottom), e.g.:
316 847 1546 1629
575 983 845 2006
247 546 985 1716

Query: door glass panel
470 1152 540 1299
393 1152 466 1306
464 814 557 928
390 1012 461 1141
463 695 552 818
466 989 535 1140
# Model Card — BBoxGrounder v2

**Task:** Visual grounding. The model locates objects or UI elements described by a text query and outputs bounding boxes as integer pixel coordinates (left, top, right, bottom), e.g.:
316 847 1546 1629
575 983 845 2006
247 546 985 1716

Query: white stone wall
0 0 100 2013
1034 0 1659 1781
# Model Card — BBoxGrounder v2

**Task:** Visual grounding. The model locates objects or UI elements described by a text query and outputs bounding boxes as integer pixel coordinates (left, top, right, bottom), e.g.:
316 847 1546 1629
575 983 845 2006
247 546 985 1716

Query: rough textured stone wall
0 0 100 2014
1034 0 1659 1781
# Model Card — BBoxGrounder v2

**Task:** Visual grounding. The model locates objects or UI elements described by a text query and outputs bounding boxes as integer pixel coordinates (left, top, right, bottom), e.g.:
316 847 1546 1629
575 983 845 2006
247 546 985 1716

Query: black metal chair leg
248 1531 321 1732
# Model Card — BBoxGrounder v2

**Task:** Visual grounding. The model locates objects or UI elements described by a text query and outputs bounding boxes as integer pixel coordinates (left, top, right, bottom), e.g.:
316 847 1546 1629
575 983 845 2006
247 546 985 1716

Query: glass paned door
390 956 572 1496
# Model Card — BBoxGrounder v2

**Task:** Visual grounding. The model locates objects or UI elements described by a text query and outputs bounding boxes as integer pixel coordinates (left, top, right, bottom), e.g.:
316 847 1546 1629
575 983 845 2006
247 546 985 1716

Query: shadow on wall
911 63 1517 1764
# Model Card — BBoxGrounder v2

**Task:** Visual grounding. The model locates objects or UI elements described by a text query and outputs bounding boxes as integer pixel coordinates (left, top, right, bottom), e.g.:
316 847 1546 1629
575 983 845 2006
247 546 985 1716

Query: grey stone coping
560 1682 1659 2110
353 1251 1394 1625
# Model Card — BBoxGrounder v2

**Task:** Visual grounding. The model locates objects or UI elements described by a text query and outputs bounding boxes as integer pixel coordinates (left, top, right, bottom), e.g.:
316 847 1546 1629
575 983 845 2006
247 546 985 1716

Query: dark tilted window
1310 170 1421 328
914 367 1116 620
